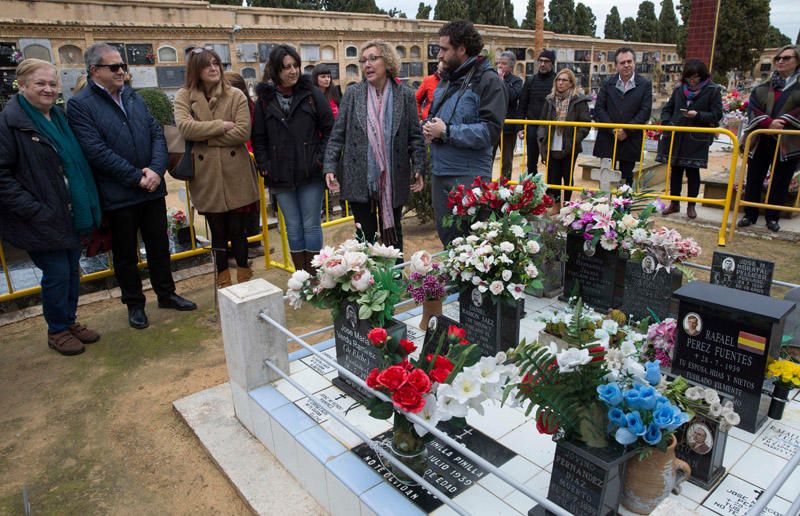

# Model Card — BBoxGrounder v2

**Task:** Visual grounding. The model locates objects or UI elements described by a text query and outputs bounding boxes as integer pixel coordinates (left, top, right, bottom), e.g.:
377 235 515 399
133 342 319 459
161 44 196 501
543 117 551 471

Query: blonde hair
15 58 57 85
549 68 577 97
361 40 401 78
72 75 88 94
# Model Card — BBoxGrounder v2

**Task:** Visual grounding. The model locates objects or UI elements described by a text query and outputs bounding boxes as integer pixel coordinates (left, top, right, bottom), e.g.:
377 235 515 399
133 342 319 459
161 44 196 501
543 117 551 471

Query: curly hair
439 20 483 57
361 40 401 78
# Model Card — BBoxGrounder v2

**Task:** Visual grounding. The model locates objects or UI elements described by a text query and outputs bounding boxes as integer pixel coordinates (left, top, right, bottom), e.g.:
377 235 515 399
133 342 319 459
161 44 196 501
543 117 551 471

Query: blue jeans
28 248 81 334
274 182 325 252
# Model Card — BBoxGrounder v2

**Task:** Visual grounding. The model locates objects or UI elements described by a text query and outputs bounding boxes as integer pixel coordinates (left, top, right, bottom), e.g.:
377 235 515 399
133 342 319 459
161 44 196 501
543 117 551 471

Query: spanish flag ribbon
737 331 766 355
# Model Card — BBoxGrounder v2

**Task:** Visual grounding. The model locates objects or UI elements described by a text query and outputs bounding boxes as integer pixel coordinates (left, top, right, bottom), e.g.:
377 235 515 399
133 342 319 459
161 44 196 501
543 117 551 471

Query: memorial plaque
562 232 626 311
755 421 800 460
301 353 336 375
331 302 406 399
258 43 279 62
621 257 683 322
459 289 524 357
294 386 356 424
128 66 157 88
0 43 16 67
156 66 186 88
427 44 440 59
675 411 727 489
530 440 636 516
352 422 515 513
710 251 774 296
125 44 154 65
419 314 459 358
702 474 792 516
236 43 259 63
671 282 795 432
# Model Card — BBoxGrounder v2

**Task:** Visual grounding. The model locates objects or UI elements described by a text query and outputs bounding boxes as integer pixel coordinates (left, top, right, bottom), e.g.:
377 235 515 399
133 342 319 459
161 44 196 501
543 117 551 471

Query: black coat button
230 150 236 157
198 154 204 161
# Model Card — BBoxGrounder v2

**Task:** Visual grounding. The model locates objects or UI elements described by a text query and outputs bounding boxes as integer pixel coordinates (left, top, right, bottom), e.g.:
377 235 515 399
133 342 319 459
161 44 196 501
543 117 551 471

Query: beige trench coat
174 83 258 213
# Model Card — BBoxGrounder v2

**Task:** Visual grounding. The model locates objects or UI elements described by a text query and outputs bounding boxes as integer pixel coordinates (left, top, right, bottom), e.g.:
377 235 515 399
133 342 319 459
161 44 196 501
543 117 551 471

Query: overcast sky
376 0 798 42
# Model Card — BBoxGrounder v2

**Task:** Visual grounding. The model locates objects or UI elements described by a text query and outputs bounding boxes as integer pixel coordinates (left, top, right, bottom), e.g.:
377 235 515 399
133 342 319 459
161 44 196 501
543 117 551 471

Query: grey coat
323 80 426 207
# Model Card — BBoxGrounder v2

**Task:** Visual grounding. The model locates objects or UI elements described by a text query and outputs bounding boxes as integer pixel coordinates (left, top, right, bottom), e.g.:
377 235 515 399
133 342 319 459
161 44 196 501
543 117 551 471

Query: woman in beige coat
174 48 259 287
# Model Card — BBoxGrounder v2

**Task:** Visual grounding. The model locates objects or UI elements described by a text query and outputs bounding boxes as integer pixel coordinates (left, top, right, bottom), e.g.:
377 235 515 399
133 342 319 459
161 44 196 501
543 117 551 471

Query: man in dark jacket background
518 49 556 174
592 47 653 186
68 42 196 330
494 51 523 179
423 20 507 245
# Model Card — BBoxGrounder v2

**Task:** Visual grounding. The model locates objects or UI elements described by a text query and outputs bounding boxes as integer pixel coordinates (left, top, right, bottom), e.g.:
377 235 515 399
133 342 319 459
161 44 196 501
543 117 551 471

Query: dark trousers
106 197 175 308
618 160 635 186
349 201 404 254
493 132 516 179
526 130 541 174
206 211 249 273
744 137 798 223
545 156 576 203
28 248 81 334
432 174 476 246
669 166 700 206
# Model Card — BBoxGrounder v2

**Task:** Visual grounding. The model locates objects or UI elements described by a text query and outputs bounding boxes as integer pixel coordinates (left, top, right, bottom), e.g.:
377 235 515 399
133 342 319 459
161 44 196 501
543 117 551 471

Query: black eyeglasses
775 55 795 62
358 55 383 64
95 63 128 73
538 59 551 64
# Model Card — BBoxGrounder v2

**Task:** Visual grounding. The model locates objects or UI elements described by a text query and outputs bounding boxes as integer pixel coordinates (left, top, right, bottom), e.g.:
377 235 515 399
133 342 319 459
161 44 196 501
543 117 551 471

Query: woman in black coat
657 59 723 219
0 59 102 356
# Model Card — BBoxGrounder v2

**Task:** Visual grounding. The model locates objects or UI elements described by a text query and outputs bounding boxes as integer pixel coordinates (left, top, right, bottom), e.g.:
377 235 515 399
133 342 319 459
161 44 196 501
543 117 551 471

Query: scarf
366 80 396 244
18 95 102 235
551 90 573 136
682 78 710 102
771 70 800 91
276 83 293 116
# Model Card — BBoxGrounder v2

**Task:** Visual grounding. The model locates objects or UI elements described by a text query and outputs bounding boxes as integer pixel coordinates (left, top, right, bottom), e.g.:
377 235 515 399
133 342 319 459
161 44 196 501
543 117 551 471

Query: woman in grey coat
323 40 426 253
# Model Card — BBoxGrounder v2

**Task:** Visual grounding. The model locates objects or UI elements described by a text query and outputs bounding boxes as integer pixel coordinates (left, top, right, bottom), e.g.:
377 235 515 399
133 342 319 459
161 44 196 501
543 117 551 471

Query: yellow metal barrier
727 128 800 243
504 119 740 246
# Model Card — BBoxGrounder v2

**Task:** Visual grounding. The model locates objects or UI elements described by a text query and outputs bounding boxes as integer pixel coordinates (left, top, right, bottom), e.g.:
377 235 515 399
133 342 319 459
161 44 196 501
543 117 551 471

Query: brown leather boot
662 202 680 216
217 268 232 289
68 323 100 344
686 204 697 219
290 251 305 272
304 251 318 274
237 266 253 283
48 330 85 356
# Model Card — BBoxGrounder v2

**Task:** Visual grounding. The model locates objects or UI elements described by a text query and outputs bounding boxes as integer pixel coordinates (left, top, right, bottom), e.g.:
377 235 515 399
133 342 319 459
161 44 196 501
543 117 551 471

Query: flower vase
768 384 791 420
390 412 428 485
621 435 691 514
420 298 443 331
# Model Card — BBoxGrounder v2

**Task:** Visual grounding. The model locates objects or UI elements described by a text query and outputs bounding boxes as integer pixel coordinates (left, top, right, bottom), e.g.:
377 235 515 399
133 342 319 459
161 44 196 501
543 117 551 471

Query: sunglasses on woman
774 55 795 62
94 63 128 73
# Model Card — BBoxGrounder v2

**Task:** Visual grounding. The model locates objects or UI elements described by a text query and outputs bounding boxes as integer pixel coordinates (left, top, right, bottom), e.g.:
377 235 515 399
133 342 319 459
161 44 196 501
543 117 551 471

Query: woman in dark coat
252 45 334 273
537 69 592 204
657 59 723 219
322 40 426 253
0 59 102 356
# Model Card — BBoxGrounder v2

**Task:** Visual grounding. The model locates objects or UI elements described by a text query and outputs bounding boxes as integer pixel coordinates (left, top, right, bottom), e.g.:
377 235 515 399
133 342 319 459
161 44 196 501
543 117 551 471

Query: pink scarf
366 80 396 245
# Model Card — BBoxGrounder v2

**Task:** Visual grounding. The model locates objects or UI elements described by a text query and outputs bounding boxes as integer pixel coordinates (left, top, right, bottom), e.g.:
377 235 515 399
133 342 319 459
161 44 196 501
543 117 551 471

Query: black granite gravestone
784 287 800 348
562 233 626 311
710 252 774 296
675 411 728 489
352 422 516 513
459 289 524 357
529 440 637 516
331 302 406 399
125 44 154 65
419 314 459 359
156 66 185 88
671 282 795 433
621 256 682 322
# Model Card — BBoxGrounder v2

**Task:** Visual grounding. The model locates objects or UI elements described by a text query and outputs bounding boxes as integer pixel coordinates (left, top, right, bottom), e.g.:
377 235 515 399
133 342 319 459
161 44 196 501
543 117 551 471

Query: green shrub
137 88 174 126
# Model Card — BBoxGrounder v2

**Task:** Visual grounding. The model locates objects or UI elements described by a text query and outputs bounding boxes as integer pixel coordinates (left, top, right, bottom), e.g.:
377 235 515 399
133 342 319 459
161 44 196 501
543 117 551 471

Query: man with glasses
738 44 800 233
68 43 196 330
593 47 653 187
519 49 557 174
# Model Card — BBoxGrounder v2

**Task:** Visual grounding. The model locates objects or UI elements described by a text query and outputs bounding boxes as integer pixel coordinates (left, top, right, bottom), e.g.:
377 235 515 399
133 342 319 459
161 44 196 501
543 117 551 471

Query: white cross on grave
591 158 622 192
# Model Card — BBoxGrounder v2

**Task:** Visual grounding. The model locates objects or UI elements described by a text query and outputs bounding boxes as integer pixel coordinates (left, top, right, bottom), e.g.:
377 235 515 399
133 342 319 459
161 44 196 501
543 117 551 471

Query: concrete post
219 279 289 434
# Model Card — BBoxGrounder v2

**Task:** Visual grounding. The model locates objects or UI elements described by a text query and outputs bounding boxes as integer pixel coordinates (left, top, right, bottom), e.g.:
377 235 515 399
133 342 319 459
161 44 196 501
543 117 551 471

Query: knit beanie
539 49 556 64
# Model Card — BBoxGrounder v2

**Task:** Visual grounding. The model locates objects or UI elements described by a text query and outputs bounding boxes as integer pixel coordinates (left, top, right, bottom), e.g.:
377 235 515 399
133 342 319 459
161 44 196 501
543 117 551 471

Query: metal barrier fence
0 173 353 303
727 128 800 243
505 119 740 246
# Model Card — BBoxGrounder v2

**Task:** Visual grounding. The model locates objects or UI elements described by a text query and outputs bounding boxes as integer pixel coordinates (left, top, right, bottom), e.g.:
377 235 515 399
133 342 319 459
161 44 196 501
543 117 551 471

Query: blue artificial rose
638 386 658 410
608 407 627 428
655 395 671 407
597 383 623 406
615 426 638 446
666 406 689 431
623 389 642 409
645 360 662 386
643 422 663 445
652 404 674 429
626 411 647 436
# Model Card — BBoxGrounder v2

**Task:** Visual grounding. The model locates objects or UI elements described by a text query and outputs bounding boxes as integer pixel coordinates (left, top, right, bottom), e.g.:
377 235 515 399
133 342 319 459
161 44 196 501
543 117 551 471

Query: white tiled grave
204 294 800 515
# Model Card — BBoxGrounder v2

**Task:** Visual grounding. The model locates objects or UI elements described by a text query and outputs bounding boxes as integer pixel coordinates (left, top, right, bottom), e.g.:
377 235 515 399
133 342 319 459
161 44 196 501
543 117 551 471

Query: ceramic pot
621 435 691 514
420 298 443 331
390 413 428 485
768 384 791 420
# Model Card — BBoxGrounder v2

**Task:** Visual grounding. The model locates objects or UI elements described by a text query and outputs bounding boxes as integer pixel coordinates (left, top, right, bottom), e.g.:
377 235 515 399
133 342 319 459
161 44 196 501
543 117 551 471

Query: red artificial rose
376 365 408 391
392 383 426 413
407 368 432 394
399 339 417 354
367 327 388 346
447 325 467 341
536 411 559 435
365 368 380 389
429 355 454 383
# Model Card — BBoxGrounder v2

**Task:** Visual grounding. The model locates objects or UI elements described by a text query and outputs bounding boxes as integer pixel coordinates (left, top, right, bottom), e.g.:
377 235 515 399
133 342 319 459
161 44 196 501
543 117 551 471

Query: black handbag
169 139 194 181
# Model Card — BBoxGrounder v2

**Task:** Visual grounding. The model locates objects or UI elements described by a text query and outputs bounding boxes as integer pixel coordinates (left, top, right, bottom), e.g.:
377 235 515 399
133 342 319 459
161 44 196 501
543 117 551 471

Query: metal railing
727 128 800 243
